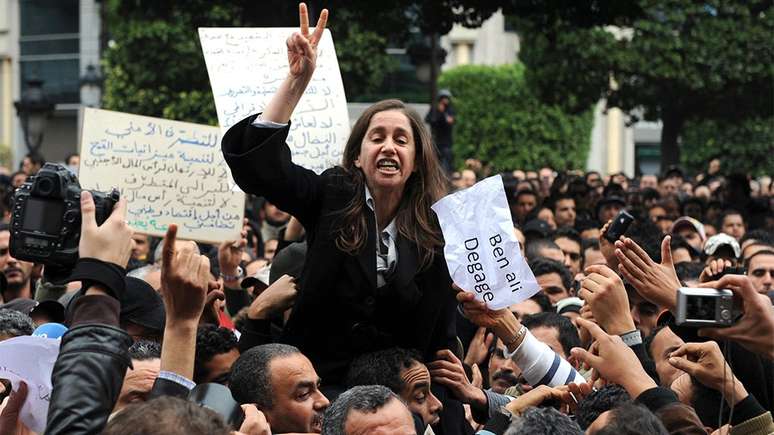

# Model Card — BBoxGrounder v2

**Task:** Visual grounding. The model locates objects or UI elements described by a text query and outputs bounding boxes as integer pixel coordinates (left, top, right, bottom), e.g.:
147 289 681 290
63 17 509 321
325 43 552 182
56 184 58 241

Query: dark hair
64 153 79 166
680 197 705 216
103 396 229 435
229 343 301 409
194 325 238 383
643 325 670 360
745 249 774 270
674 261 704 282
322 385 403 435
740 229 774 246
128 340 162 361
575 219 601 234
553 228 582 249
515 188 539 203
0 309 34 337
717 208 745 229
593 402 668 435
346 347 422 393
575 384 631 429
521 312 580 357
550 193 575 212
337 99 448 270
530 292 552 313
505 406 582 435
526 239 561 263
528 258 573 291
625 219 663 263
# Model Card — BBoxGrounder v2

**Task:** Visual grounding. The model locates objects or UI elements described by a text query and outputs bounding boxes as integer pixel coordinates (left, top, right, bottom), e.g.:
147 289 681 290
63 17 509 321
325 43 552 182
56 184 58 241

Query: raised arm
262 3 329 124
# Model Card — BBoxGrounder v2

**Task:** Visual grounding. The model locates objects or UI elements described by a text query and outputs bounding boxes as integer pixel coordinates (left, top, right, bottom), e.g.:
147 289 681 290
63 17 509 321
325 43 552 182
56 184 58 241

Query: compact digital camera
10 163 119 268
675 287 736 327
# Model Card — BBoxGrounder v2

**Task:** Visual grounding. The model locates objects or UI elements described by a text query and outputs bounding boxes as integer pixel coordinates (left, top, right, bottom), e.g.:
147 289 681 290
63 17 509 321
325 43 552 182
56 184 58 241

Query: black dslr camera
10 163 119 268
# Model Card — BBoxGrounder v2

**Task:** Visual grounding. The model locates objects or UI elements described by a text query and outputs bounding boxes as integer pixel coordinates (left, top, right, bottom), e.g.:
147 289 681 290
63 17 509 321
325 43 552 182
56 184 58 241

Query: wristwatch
619 329 642 347
219 266 244 281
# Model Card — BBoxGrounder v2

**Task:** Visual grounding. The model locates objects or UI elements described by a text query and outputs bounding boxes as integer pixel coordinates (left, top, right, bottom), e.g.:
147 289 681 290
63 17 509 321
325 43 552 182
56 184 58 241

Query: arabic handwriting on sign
198 28 349 175
80 109 243 242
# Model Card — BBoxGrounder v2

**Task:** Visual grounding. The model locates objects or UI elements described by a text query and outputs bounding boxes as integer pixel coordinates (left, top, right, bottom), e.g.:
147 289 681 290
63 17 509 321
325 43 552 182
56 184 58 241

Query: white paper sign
199 27 350 174
432 175 540 310
0 335 60 433
79 108 244 243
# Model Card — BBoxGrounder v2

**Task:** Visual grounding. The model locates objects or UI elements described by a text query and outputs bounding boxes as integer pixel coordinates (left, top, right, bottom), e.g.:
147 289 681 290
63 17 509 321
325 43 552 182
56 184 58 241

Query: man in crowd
194 324 240 385
0 226 34 301
552 228 583 276
552 194 577 229
229 343 330 433
530 258 574 305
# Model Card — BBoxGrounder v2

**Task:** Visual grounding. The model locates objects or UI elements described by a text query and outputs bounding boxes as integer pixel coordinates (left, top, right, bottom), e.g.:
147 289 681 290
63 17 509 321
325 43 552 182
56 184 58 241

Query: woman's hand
287 3 328 81
262 3 329 124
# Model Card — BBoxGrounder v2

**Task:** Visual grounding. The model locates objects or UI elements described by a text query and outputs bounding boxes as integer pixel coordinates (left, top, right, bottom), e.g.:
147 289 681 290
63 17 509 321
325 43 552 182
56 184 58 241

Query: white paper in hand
0 335 60 433
432 175 540 310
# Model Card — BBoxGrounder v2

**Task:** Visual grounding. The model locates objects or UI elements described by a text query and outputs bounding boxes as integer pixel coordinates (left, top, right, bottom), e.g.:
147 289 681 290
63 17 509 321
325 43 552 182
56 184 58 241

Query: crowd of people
1 4 773 435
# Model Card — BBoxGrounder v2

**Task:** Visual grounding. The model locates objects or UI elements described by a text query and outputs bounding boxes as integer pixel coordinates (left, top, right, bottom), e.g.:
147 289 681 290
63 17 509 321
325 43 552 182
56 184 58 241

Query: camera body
10 163 119 268
604 210 634 242
675 287 735 327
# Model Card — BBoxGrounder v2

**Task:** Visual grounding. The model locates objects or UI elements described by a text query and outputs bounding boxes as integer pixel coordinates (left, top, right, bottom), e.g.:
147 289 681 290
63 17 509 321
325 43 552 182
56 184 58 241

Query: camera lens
36 178 54 196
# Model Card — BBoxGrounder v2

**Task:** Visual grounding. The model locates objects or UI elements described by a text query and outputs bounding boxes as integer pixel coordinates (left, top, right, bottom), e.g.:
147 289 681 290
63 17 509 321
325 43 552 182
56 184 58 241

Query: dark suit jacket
222 115 457 385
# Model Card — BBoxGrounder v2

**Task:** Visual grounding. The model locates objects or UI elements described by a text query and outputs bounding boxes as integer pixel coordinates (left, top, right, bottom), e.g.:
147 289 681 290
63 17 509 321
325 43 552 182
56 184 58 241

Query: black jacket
222 115 457 385
46 294 132 435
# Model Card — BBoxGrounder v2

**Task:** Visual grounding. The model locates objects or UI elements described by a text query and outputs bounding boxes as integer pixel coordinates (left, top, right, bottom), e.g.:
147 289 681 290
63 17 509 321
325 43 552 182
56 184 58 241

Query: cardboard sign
432 175 540 310
79 108 244 243
199 27 350 174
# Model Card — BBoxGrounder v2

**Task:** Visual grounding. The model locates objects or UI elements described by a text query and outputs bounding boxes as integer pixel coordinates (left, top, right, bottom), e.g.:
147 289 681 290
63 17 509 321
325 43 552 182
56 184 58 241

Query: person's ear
354 157 362 168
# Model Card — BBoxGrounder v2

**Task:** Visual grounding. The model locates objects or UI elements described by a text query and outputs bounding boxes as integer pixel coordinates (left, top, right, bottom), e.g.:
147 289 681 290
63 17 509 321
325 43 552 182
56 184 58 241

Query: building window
19 0 80 104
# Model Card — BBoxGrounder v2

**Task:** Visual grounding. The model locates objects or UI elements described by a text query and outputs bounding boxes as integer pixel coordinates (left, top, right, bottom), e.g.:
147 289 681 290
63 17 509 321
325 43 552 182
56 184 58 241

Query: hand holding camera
10 163 120 269
697 275 774 360
79 191 134 268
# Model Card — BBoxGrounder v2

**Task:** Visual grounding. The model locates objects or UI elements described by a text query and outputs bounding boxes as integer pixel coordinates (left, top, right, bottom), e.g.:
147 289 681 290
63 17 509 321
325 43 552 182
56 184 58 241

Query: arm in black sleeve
237 318 275 353
224 286 252 317
46 294 132 435
221 115 323 230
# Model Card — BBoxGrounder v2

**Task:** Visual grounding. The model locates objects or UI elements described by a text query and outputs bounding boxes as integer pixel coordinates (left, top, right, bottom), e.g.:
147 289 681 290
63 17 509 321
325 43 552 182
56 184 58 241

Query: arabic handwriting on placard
79 109 243 242
199 28 350 174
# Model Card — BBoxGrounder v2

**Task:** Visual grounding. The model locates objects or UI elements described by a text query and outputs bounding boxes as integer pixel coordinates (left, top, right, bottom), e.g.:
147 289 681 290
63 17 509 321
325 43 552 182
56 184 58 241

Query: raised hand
570 318 656 399
615 236 681 311
428 350 487 408
667 341 747 406
699 258 733 283
247 274 298 320
218 219 248 287
697 275 774 359
79 191 134 268
287 3 329 80
598 219 618 269
234 404 271 435
161 224 212 325
464 327 495 367
579 265 636 335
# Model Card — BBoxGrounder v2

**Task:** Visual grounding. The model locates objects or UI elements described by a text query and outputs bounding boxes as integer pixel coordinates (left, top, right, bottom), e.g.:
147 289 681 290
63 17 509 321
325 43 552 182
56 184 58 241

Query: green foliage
438 64 593 171
506 0 774 167
681 117 774 177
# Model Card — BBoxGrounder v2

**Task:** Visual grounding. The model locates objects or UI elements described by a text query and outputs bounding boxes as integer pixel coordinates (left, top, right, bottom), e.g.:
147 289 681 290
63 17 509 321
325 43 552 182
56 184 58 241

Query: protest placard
432 175 540 310
0 335 60 433
199 27 350 174
78 107 244 243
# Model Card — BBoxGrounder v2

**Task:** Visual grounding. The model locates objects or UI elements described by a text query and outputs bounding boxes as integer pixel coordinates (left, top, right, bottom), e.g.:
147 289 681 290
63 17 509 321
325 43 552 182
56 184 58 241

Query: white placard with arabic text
199 27 350 174
79 108 244 243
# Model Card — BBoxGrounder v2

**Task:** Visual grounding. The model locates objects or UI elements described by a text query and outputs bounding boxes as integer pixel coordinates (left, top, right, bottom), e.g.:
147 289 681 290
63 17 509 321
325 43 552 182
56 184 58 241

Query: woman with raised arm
221 3 455 387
